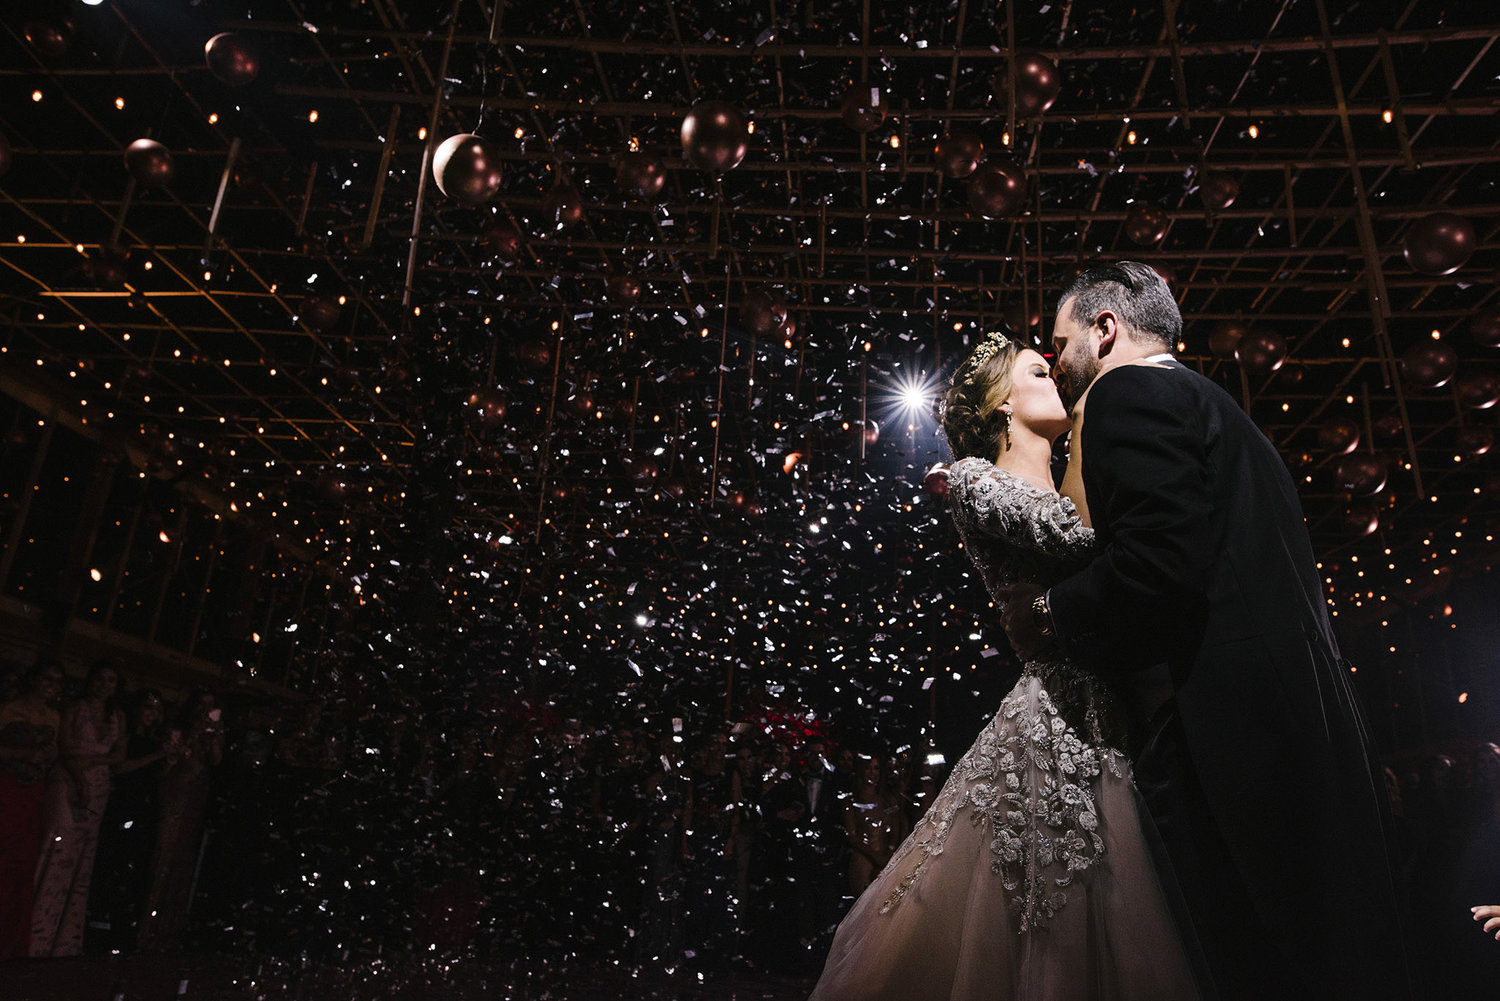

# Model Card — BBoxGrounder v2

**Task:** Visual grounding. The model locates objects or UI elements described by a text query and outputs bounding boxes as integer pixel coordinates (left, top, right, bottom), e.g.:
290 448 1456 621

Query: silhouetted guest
842 754 906 895
0 659 63 958
87 688 179 952
137 688 223 952
637 731 690 967
32 660 125 956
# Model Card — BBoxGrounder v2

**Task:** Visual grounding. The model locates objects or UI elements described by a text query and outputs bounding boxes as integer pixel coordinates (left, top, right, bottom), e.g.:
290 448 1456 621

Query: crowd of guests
0 658 222 959
3 656 1500 991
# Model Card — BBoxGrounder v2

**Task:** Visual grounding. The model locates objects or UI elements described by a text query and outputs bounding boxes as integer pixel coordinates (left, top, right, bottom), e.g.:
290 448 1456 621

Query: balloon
615 152 666 198
1458 426 1494 456
1374 413 1404 439
1276 363 1306 387
1234 329 1287 373
1207 320 1246 358
740 288 788 336
542 182 584 228
924 465 950 497
1343 506 1380 537
605 274 641 305
1472 305 1500 348
1457 426 1494 457
88 248 129 289
996 53 1061 117
681 102 749 172
967 161 1027 218
840 83 886 133
1402 212 1475 276
517 340 552 369
1332 453 1387 496
24 20 71 59
1125 203 1168 245
204 33 259 86
935 133 983 179
1318 417 1361 455
432 134 503 206
1400 340 1458 389
1199 172 1240 210
483 219 524 262
125 139 174 186
1456 370 1500 410
1002 300 1040 333
298 296 341 333
465 390 507 429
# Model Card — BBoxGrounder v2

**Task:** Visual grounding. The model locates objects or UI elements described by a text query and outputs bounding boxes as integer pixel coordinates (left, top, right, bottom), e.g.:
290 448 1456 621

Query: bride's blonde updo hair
938 330 1021 460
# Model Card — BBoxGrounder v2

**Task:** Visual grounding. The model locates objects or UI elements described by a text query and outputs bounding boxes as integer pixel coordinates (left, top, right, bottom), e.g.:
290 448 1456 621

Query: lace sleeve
946 457 1094 558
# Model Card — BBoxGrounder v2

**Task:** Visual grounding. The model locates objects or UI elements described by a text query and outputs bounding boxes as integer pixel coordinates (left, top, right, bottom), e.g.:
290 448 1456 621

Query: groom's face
1050 297 1102 411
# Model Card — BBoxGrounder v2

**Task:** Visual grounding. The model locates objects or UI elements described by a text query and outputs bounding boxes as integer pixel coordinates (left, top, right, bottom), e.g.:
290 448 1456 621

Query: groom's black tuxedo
1048 359 1410 1001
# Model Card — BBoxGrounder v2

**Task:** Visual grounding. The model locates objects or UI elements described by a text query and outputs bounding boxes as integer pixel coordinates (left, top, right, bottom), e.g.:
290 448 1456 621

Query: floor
0 953 816 1000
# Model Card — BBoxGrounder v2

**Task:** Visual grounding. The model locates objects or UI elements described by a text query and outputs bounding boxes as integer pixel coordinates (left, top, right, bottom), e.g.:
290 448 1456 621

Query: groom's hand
1473 905 1500 939
999 583 1052 659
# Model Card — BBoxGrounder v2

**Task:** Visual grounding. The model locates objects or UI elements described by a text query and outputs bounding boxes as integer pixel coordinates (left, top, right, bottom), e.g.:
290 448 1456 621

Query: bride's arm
1059 396 1091 529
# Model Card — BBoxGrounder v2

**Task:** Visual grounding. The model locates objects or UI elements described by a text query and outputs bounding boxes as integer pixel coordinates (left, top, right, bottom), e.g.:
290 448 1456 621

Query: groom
1002 262 1411 1001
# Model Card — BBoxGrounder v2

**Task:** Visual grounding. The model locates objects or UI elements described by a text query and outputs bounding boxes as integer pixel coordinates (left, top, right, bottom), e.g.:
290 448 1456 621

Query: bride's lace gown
810 458 1204 1001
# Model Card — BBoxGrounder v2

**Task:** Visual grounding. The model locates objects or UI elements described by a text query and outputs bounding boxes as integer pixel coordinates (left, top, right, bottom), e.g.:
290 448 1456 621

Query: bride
809 331 1208 1000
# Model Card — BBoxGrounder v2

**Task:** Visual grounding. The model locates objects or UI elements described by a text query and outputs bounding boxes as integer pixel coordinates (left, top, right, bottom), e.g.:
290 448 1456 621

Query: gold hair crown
962 330 1013 385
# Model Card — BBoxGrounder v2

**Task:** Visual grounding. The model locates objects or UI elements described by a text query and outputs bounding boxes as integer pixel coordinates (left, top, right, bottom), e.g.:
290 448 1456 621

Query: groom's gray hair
1059 261 1181 348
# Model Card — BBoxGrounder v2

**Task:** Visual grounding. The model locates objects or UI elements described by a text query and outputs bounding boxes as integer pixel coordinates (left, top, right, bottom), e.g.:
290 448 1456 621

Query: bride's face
1005 349 1071 442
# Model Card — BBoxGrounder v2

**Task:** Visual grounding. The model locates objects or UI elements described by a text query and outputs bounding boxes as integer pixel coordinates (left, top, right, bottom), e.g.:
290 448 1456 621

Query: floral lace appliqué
880 676 1124 931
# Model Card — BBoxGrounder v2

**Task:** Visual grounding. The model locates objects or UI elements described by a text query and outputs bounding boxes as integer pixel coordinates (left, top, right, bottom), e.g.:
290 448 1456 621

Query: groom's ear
1095 310 1120 355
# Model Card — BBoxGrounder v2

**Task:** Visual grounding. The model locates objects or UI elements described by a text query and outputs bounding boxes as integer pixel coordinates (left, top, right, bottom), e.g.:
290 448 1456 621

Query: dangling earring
999 407 1012 453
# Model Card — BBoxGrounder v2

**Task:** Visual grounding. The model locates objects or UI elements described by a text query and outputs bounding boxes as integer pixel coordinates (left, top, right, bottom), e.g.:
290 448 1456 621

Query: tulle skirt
810 675 1206 1001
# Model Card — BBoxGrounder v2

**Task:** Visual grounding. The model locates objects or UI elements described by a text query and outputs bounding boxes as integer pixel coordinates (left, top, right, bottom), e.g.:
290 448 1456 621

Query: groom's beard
1059 354 1101 411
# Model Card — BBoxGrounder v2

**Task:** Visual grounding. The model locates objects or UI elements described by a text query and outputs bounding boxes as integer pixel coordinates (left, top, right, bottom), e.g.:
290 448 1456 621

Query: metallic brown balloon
298 296 341 333
483 219 524 262
681 102 749 172
1457 370 1500 410
204 32 259 86
1125 203 1168 245
605 273 641 306
740 288 788 336
1234 329 1287 373
125 139 174 186
935 132 983 179
542 182 584 228
1457 425 1494 457
1002 300 1041 333
87 248 129 289
24 20 71 59
1331 453 1387 496
517 340 553 369
924 465 950 498
840 83 887 133
1317 417 1361 455
1373 413 1404 439
466 390 507 429
967 161 1027 218
995 53 1062 117
615 152 666 198
1207 320 1246 358
1343 505 1380 537
1199 172 1240 211
1471 305 1500 348
1402 212 1476 276
432 134 504 206
1400 340 1458 389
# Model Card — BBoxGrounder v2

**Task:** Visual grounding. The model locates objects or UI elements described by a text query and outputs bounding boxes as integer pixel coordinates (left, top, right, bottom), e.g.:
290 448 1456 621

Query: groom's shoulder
1088 359 1202 409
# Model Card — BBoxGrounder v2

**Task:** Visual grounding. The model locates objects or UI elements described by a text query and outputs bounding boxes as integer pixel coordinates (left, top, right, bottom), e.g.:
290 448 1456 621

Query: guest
842 754 905 894
86 688 179 953
31 660 126 956
137 688 223 952
0 659 63 958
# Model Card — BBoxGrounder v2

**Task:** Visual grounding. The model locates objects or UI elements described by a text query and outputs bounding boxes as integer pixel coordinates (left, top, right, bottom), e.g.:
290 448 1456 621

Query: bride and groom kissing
811 261 1411 1000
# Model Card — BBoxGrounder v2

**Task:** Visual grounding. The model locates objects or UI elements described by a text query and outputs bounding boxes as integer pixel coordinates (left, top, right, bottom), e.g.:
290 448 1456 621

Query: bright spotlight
879 370 938 419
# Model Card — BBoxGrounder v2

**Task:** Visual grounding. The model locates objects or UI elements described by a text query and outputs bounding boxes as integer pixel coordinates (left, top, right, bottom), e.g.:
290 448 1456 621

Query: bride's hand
1472 905 1500 938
